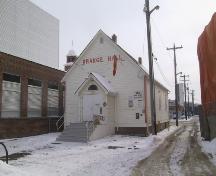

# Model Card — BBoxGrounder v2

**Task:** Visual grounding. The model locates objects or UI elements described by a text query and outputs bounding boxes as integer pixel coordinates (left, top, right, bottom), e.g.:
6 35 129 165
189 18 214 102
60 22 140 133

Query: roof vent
112 34 117 43
100 37 104 44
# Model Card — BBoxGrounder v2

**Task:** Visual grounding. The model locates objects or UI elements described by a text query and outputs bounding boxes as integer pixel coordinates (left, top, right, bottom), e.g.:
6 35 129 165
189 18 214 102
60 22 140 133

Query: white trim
75 73 117 96
61 29 168 91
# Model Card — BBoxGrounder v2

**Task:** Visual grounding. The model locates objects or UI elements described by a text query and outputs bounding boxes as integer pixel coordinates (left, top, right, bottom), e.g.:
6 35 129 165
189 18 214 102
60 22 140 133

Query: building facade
0 0 59 68
60 30 169 141
0 0 64 139
0 52 64 138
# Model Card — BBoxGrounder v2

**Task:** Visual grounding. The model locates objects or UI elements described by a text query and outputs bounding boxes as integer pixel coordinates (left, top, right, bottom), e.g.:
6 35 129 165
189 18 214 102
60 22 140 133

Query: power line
151 18 184 73
154 60 174 88
149 19 176 89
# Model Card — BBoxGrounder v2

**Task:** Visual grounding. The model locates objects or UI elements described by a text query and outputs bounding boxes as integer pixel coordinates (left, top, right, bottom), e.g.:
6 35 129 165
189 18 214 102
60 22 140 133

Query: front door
82 94 103 121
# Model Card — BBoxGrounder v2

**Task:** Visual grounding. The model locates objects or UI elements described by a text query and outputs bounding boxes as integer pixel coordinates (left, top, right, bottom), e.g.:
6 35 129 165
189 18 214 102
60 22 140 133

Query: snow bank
0 133 59 157
200 137 216 165
0 161 35 176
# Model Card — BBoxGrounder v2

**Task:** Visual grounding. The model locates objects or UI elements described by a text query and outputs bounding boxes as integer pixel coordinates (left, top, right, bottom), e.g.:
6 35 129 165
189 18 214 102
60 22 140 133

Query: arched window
88 84 98 90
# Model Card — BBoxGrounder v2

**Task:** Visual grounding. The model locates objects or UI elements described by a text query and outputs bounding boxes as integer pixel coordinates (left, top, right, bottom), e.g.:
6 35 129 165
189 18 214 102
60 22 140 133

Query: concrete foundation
115 122 169 137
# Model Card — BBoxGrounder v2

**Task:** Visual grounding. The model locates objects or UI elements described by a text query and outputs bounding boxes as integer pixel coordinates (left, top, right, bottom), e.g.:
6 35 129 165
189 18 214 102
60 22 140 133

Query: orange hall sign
82 55 124 65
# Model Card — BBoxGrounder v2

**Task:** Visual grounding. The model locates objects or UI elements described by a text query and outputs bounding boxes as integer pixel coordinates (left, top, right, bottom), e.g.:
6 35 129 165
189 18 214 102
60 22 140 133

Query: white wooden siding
64 31 169 127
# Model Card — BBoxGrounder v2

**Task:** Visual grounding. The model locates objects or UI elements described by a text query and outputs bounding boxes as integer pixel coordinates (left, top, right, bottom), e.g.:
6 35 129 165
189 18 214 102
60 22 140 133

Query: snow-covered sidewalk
0 125 179 176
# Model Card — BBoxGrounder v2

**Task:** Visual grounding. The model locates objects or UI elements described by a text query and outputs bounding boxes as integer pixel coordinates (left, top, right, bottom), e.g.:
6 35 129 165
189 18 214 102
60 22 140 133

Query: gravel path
131 117 216 176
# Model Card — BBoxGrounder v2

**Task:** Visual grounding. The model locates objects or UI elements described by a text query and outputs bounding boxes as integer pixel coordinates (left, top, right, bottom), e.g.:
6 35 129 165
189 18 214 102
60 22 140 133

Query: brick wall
0 67 2 118
0 52 65 139
0 118 62 139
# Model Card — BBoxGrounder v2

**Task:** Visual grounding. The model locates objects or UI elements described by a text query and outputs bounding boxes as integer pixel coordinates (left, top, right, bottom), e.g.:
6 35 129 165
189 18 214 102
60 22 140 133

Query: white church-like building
58 30 169 142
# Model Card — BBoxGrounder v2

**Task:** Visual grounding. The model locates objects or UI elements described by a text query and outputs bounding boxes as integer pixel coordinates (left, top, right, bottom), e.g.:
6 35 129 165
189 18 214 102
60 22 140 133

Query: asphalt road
131 117 216 176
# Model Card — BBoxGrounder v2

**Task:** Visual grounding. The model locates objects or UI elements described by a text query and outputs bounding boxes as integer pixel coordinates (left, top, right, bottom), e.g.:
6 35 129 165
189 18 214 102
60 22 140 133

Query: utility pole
187 85 190 118
167 44 183 126
143 0 159 135
191 90 195 116
180 75 189 120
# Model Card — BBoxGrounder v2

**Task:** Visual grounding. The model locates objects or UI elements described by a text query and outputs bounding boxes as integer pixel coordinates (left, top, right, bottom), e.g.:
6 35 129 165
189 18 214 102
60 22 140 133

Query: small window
48 83 59 90
100 37 103 44
88 84 98 90
28 78 42 87
3 73 20 83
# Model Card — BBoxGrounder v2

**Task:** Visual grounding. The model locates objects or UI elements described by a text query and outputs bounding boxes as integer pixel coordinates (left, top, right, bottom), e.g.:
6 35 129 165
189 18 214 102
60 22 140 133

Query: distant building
169 99 184 119
169 83 185 119
0 0 59 68
0 0 64 139
177 83 184 106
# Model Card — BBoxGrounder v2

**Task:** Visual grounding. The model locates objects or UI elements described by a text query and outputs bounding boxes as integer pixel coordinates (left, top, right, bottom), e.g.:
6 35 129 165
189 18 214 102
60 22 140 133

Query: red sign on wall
82 55 124 65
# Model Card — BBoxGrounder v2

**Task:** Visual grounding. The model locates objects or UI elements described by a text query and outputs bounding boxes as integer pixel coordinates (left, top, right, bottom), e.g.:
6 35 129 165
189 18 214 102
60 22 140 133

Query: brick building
0 52 65 139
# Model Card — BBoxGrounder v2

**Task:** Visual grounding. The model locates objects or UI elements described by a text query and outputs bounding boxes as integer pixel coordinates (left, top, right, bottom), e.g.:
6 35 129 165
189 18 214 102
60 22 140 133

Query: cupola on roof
67 49 76 57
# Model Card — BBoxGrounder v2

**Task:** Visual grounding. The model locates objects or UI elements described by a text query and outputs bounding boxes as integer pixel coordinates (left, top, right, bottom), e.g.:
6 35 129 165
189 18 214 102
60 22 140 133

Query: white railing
56 115 64 131
86 115 102 140
86 121 95 141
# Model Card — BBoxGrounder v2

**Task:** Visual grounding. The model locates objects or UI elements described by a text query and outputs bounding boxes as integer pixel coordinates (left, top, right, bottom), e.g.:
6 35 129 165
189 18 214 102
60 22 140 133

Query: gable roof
62 29 168 91
75 72 117 96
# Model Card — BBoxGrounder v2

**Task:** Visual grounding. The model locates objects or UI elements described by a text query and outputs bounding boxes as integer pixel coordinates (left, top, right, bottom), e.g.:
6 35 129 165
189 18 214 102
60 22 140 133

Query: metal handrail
86 121 95 141
56 115 64 131
85 122 89 140
0 142 8 164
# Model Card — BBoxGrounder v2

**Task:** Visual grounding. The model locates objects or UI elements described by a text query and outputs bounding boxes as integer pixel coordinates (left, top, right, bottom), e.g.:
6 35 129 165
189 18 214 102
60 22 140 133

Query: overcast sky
31 0 216 103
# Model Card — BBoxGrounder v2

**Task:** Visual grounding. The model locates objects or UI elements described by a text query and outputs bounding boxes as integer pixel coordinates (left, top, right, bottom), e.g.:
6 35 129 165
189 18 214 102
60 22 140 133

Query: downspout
63 81 66 127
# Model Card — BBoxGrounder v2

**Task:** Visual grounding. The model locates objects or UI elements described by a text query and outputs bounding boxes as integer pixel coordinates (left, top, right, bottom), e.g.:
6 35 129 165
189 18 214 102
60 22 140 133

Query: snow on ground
0 133 59 157
199 136 216 166
0 161 34 176
170 116 193 123
0 126 179 176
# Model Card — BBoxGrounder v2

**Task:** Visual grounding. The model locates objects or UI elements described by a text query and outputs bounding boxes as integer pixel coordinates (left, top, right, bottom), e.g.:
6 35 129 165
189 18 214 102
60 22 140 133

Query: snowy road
132 117 216 176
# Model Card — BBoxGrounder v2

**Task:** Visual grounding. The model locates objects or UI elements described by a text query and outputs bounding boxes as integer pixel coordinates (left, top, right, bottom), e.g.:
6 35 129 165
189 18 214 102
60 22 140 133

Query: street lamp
177 72 182 76
150 5 160 14
143 4 160 13
187 85 190 118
